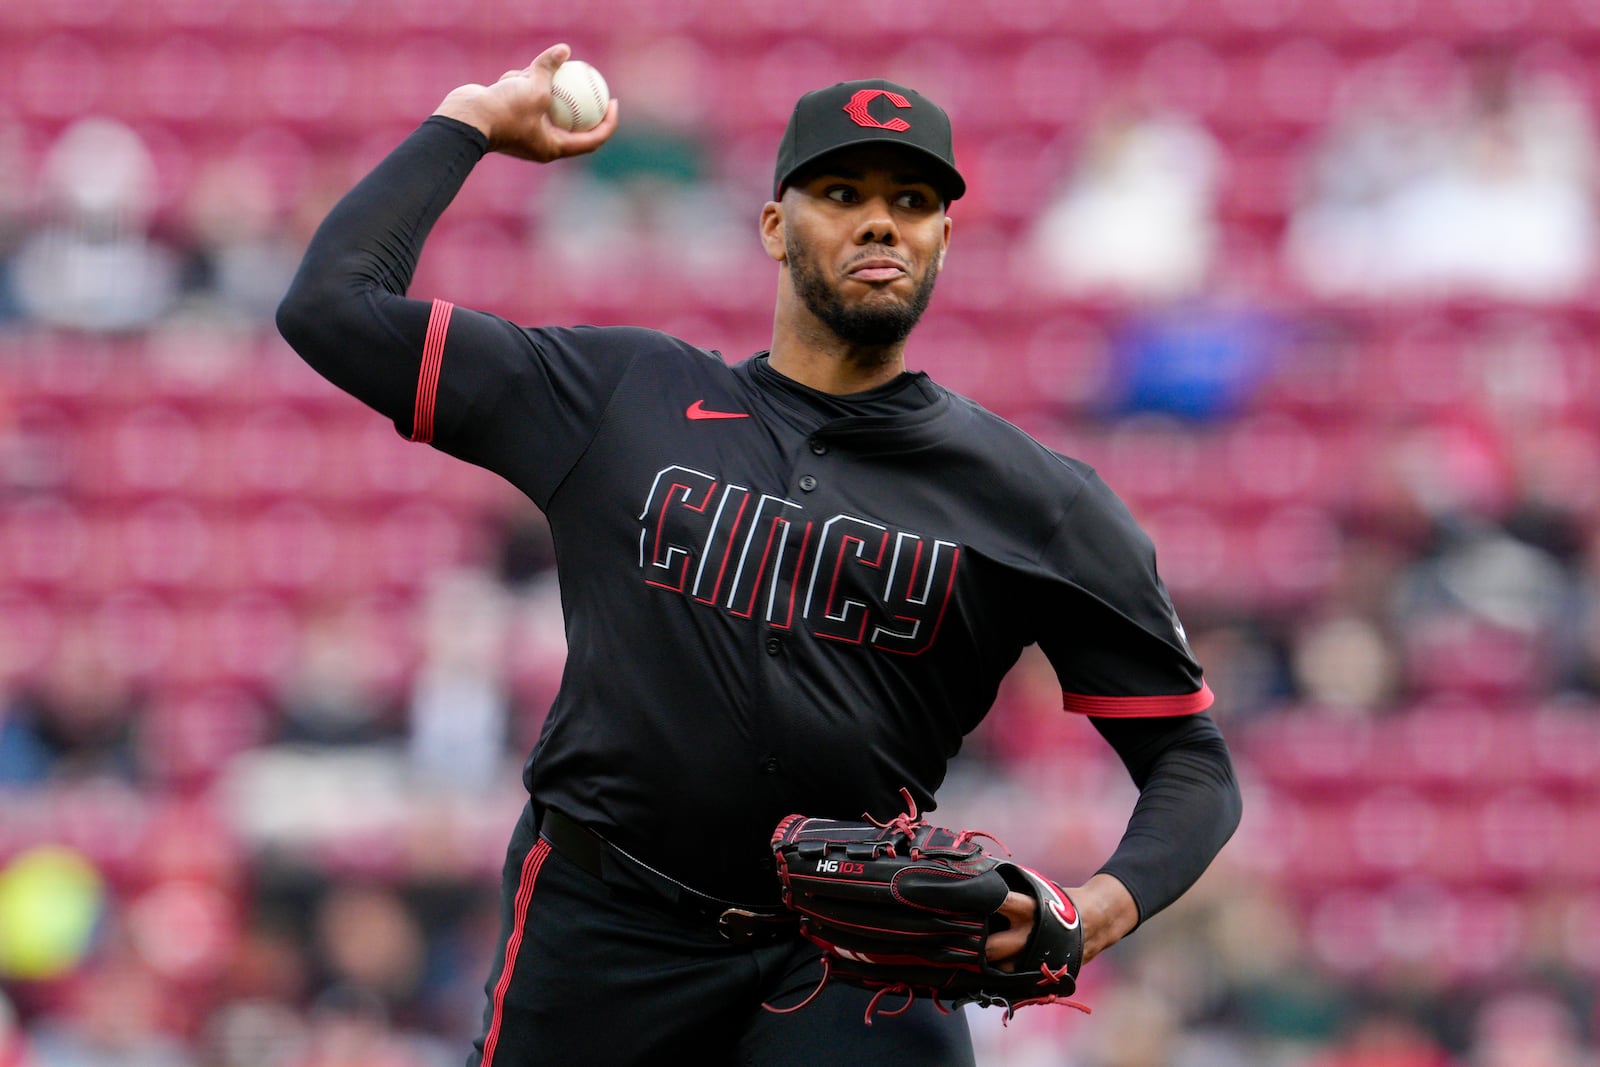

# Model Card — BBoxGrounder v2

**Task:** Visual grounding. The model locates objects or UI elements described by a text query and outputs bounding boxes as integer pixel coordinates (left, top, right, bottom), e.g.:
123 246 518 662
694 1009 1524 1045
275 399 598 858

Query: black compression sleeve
275 116 488 425
1089 713 1242 924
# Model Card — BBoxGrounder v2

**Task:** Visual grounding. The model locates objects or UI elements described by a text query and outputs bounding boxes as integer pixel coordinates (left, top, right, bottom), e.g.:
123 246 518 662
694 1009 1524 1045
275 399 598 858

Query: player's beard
786 234 940 351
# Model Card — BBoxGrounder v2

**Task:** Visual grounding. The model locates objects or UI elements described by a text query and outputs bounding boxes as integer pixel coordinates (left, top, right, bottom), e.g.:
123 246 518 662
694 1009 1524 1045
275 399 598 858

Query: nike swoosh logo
686 400 750 421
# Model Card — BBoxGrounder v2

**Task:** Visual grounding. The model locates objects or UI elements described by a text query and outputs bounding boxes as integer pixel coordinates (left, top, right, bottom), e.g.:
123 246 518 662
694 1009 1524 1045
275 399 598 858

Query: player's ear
759 201 787 264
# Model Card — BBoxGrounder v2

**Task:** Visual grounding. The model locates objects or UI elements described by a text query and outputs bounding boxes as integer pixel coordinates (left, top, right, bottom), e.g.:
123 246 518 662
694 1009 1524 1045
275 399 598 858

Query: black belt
539 809 798 945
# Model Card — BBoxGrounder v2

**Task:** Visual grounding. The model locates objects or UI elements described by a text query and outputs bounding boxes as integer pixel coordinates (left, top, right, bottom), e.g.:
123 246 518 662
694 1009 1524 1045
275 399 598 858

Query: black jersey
403 313 1209 900
278 117 1233 912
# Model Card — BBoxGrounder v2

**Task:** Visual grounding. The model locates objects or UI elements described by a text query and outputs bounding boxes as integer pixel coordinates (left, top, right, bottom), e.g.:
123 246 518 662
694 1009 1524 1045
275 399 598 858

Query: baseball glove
768 791 1088 1023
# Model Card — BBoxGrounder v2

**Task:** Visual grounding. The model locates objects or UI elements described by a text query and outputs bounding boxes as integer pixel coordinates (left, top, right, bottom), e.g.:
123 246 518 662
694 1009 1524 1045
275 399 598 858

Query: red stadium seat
0 591 62 688
1348 787 1440 883
127 35 230 123
240 500 339 601
1239 707 1378 797
1212 0 1314 35
117 498 226 597
1249 504 1343 606
1528 701 1600 792
86 588 181 688
1133 504 1232 604
1000 38 1108 135
196 592 302 691
1554 799 1600 886
140 684 270 789
1374 698 1506 793
1137 38 1236 123
1433 888 1525 979
1305 886 1385 974
12 32 109 120
1 496 88 593
220 403 328 502
1219 413 1332 507
1475 788 1567 889
95 403 204 501
1019 314 1118 415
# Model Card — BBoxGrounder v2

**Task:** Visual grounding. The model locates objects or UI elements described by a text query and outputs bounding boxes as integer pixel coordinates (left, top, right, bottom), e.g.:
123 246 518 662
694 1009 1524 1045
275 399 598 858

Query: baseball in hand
549 60 610 132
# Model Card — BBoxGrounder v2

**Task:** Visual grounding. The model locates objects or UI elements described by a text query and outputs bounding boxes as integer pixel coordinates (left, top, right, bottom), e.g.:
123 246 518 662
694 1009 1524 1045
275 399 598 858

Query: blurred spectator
24 955 196 1067
1285 50 1598 303
286 984 432 1067
1305 1009 1460 1067
1389 515 1574 699
1078 986 1182 1067
174 155 303 326
1468 988 1594 1067
273 606 402 748
0 109 30 329
309 886 425 1013
199 998 306 1067
9 118 182 333
532 37 748 291
488 503 557 591
405 568 513 793
1290 613 1403 713
1206 884 1350 1052
1184 621 1294 720
0 991 31 1067
1103 294 1277 421
1025 97 1223 304
0 625 146 786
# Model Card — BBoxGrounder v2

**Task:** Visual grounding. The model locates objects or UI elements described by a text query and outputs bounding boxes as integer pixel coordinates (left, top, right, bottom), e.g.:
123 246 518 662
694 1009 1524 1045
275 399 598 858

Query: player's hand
433 43 618 163
985 873 1140 970
984 891 1036 970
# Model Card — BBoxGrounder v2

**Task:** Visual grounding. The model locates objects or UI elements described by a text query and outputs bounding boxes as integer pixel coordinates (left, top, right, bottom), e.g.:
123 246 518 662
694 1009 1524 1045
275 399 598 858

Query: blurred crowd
4 20 1600 1067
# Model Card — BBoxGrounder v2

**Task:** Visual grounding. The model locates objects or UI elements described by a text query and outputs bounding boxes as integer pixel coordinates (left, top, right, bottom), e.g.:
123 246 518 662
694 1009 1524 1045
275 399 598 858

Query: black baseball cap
773 79 965 204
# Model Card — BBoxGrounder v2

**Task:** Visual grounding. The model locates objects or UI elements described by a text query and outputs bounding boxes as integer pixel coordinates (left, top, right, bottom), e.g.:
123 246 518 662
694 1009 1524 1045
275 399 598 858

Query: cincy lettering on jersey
637 465 960 656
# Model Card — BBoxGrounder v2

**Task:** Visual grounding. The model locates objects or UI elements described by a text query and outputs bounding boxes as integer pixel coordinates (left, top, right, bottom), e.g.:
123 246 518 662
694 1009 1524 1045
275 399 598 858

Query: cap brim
776 138 966 204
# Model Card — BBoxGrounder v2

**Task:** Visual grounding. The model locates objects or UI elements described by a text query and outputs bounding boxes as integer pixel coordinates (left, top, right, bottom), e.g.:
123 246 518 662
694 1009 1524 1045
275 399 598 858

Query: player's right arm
275 45 620 448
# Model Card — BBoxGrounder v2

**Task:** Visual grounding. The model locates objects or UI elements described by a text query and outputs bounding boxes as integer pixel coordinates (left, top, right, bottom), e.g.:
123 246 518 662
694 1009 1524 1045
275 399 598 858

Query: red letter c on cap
843 89 912 131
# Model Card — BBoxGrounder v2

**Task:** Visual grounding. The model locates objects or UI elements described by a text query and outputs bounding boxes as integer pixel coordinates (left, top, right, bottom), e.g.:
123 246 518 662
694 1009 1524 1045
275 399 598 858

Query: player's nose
853 200 900 245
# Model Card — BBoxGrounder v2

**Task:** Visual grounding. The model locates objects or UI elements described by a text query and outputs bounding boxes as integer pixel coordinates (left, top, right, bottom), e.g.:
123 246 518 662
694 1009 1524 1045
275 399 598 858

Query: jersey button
765 636 782 656
798 475 817 492
761 757 781 775
809 440 828 455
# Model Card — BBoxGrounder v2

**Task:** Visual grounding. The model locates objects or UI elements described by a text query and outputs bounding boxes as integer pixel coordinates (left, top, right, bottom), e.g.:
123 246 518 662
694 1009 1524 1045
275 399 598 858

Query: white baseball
549 60 610 132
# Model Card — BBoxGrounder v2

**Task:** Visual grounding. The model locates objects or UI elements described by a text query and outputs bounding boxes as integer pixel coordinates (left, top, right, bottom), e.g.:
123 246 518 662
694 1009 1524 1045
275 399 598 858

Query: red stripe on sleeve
1061 680 1214 718
480 836 551 1067
411 298 453 443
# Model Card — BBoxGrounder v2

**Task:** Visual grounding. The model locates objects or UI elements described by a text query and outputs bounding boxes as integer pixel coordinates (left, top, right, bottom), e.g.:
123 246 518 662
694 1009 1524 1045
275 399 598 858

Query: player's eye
895 190 930 210
824 185 860 203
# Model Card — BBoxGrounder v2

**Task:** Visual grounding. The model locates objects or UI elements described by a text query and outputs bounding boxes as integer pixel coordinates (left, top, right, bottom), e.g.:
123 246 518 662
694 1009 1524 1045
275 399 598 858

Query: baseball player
277 44 1242 1067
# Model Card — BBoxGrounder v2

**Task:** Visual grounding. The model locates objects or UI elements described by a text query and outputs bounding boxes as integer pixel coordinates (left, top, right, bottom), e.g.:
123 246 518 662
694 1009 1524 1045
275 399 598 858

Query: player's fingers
984 891 1036 967
985 927 1029 969
531 43 572 76
553 98 619 156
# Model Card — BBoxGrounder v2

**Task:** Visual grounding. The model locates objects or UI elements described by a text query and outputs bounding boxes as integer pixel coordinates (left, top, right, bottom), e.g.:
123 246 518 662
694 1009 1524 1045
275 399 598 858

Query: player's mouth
845 255 910 283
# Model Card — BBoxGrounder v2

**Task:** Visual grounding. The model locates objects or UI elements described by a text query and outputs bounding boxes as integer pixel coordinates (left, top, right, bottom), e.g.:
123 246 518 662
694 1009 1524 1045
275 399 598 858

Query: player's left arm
984 457 1242 967
985 713 1240 968
1089 711 1241 924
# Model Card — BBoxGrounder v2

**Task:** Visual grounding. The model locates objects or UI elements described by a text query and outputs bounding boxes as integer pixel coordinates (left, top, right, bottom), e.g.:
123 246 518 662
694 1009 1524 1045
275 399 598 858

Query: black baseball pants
465 800 976 1067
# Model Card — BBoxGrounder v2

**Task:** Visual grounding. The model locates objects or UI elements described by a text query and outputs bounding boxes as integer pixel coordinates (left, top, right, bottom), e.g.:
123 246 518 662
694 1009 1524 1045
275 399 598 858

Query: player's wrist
433 90 501 141
1066 873 1138 964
